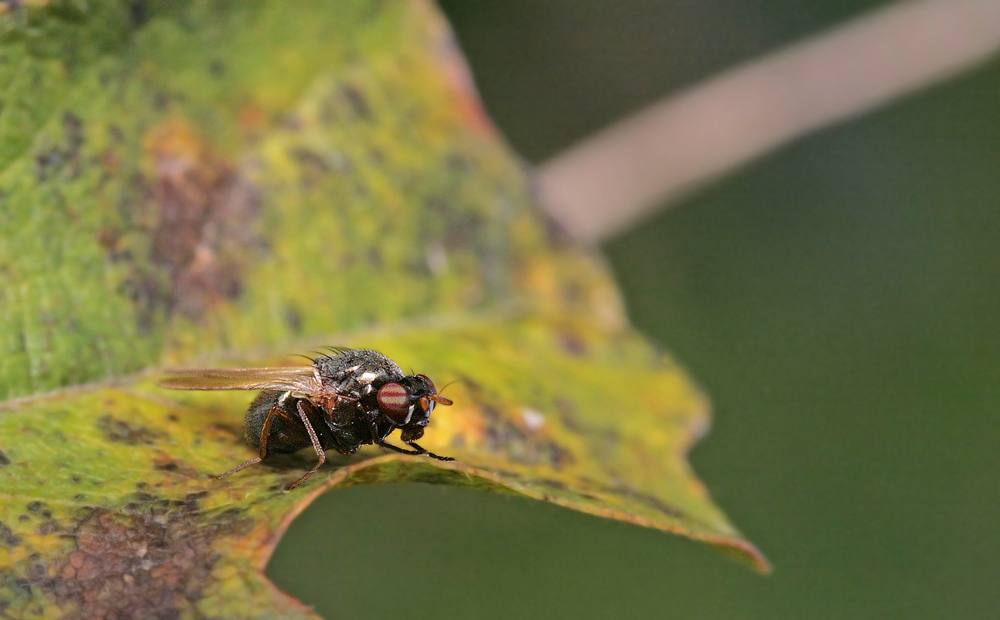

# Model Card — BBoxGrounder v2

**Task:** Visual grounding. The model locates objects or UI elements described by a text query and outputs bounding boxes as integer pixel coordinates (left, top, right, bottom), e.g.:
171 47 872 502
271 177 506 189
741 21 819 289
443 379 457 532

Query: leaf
0 1 768 618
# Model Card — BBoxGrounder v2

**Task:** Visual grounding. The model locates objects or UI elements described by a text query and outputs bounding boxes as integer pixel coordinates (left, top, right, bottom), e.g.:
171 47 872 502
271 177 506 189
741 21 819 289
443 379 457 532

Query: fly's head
375 374 452 437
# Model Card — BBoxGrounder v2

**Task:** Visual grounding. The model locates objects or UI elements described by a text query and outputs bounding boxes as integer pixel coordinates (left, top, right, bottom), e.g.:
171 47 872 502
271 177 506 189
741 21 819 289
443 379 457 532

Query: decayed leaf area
0 1 767 618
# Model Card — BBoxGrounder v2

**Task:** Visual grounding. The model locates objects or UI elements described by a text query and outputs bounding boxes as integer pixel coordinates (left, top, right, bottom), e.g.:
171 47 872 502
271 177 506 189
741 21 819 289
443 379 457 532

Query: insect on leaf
0 1 768 618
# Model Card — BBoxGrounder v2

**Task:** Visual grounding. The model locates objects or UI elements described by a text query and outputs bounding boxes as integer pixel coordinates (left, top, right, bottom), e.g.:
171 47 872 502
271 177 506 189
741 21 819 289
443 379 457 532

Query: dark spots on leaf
71 475 81 484
291 146 332 174
33 149 57 182
211 421 242 438
185 491 209 502
632 493 686 519
15 578 30 595
284 305 302 333
560 280 586 305
33 112 85 182
289 146 349 188
36 520 62 536
493 471 687 521
96 415 165 446
63 112 84 153
127 0 151 28
556 329 587 357
547 443 576 470
476 402 576 470
208 59 226 77
0 521 22 548
576 476 687 520
0 448 10 466
96 226 122 254
439 208 487 252
542 212 575 248
446 153 471 173
152 90 170 110
108 124 126 143
340 84 371 120
34 492 252 620
154 457 201 478
555 397 584 432
281 114 304 131
535 477 607 502
18 502 60 537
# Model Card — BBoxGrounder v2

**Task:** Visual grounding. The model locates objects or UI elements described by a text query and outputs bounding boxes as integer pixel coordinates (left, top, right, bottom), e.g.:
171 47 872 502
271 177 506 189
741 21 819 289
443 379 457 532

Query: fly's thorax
313 349 404 400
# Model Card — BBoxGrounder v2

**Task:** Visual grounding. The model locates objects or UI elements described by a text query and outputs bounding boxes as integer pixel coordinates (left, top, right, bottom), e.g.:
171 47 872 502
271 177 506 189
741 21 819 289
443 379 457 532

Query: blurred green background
269 2 1000 618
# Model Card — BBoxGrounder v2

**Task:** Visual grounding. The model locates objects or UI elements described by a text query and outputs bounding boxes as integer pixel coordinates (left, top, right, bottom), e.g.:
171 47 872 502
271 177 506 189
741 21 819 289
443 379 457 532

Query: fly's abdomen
243 390 284 451
243 390 316 455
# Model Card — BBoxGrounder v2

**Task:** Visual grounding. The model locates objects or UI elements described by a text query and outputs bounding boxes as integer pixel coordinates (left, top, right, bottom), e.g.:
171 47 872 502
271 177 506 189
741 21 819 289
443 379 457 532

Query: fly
158 348 453 491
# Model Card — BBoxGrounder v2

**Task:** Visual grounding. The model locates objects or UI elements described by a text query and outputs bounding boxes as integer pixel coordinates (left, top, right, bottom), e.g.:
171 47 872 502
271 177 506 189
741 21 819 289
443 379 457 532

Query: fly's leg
217 404 280 480
378 440 454 462
216 457 263 479
283 400 327 492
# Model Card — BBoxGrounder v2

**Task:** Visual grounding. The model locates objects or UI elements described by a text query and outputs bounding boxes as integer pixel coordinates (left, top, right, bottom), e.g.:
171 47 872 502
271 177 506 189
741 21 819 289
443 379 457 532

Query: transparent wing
157 367 320 393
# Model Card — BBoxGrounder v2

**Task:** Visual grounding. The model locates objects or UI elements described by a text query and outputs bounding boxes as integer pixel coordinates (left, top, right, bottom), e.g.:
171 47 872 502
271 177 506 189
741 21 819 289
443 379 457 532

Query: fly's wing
157 367 320 393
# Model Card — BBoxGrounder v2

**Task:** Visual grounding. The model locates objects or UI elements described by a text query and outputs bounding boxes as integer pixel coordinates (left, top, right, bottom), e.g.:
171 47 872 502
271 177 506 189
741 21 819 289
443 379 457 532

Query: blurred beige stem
537 0 1000 243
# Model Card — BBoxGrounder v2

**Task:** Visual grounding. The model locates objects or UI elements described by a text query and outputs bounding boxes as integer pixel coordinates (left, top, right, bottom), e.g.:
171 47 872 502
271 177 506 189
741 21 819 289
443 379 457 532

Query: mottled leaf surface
0 1 767 618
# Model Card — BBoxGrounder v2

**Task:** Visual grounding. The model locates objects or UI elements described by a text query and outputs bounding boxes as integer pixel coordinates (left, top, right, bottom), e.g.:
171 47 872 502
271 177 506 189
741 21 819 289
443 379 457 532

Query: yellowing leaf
0 1 767 618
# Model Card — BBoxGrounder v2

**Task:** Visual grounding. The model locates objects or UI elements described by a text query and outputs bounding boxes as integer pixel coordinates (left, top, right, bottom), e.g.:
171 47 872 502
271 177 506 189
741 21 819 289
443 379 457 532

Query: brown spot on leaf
146 121 261 319
556 329 588 357
153 457 201 479
0 448 10 466
97 415 166 446
39 493 252 620
0 520 22 548
128 0 152 28
36 519 63 536
477 402 576 470
629 491 686 520
237 102 268 136
111 119 264 332
208 59 226 77
576 476 687 520
33 111 85 182
339 84 371 120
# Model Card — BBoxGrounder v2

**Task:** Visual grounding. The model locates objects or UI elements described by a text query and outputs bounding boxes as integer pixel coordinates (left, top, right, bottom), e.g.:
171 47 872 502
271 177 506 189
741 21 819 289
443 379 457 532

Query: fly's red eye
377 382 412 424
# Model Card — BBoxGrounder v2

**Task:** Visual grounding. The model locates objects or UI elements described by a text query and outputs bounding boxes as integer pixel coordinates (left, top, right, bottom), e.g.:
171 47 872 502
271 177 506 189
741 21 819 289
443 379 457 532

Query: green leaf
0 1 767 618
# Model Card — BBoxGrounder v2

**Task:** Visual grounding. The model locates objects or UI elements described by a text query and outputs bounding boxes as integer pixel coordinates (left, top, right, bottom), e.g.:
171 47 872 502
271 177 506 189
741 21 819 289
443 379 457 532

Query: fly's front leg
377 440 453 461
403 441 454 462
